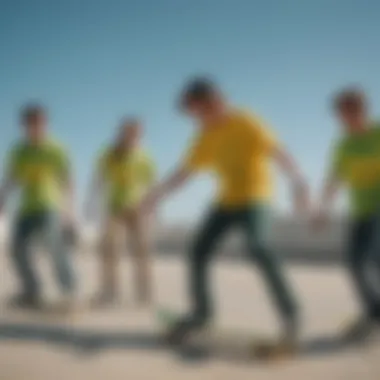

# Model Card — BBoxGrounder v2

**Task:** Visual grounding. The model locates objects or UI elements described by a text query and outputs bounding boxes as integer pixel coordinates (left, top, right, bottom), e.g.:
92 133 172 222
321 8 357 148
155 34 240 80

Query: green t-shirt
330 123 380 218
98 146 156 214
7 139 70 215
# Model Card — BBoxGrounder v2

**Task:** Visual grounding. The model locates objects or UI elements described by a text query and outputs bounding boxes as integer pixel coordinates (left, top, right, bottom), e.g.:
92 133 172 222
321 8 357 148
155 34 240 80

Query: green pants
189 203 298 324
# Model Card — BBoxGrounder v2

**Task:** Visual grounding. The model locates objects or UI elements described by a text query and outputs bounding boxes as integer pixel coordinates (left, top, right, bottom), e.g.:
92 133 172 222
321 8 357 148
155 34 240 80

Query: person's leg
126 210 152 305
166 208 233 343
10 214 41 306
345 217 380 336
239 203 299 343
42 211 76 297
96 216 122 303
365 213 380 321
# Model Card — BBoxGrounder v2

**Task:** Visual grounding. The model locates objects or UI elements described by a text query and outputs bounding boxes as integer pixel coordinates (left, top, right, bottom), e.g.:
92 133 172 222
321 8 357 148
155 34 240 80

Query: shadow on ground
0 322 161 352
0 321 369 363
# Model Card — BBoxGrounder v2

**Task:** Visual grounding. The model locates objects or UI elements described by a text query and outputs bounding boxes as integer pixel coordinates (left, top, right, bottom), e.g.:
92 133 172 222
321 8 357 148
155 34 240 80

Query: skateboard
157 310 380 362
156 309 280 361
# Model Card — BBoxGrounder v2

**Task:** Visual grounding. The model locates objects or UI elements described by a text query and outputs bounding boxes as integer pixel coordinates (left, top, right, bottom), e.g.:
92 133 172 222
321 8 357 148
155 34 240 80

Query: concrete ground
0 252 379 380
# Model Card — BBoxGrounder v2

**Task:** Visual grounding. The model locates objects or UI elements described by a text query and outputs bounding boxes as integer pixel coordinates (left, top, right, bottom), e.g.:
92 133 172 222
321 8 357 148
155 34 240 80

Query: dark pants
348 215 380 320
188 203 298 325
11 210 75 298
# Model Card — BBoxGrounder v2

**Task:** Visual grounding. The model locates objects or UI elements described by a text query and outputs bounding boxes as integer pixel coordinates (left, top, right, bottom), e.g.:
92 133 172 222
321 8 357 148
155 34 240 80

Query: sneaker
253 318 300 360
8 293 42 310
163 315 208 346
253 339 298 360
341 317 376 344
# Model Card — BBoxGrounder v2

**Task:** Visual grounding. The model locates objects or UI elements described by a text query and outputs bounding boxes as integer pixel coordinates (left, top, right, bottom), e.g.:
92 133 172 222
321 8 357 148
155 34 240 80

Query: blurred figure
86 118 156 306
312 88 380 341
139 77 309 355
0 104 76 309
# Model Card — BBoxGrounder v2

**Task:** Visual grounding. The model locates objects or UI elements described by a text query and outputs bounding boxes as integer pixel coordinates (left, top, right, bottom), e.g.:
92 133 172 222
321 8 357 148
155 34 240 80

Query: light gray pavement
0 252 379 380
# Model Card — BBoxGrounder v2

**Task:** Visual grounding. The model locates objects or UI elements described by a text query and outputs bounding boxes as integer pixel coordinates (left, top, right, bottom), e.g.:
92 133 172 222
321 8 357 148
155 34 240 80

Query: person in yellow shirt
86 118 156 306
140 77 309 355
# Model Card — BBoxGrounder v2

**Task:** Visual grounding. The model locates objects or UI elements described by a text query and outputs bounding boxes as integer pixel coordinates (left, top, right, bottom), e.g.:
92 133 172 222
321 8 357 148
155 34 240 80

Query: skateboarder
312 88 380 341
139 77 309 355
0 104 76 309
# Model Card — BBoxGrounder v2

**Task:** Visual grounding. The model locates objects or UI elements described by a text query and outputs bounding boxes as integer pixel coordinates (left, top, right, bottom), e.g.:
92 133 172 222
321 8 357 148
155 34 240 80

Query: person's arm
139 166 192 213
142 153 157 189
139 133 210 214
56 146 77 224
273 146 306 186
0 147 18 212
244 113 309 213
311 142 343 229
273 146 309 214
139 154 158 222
273 146 308 190
311 173 341 230
0 177 15 213
318 174 340 210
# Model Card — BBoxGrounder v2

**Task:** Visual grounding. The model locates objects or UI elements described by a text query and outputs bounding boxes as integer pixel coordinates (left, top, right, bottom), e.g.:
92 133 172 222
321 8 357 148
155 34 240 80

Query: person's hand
138 192 160 218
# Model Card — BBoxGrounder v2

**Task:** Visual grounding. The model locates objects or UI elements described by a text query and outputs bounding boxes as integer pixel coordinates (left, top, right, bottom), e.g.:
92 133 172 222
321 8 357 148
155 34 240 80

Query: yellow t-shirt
184 109 277 208
98 146 156 214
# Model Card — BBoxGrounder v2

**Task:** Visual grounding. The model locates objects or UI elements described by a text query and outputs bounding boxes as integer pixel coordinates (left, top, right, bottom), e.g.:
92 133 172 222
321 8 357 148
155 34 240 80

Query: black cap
20 103 46 123
119 116 140 128
333 87 366 110
178 76 220 110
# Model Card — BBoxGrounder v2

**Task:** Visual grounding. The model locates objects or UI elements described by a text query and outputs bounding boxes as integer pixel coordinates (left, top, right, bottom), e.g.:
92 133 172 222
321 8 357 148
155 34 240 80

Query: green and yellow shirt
98 146 156 214
330 122 380 218
6 139 70 215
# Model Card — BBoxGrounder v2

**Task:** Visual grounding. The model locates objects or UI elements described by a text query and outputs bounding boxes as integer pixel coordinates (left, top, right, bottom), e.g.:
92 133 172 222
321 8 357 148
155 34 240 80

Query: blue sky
0 0 379 222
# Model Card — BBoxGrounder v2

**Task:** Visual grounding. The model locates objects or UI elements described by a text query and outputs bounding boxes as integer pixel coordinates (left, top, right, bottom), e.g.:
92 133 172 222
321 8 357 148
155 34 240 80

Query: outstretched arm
312 173 340 229
319 175 340 210
312 142 342 229
140 131 210 213
273 146 304 182
140 166 192 213
273 146 307 188
272 146 309 213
